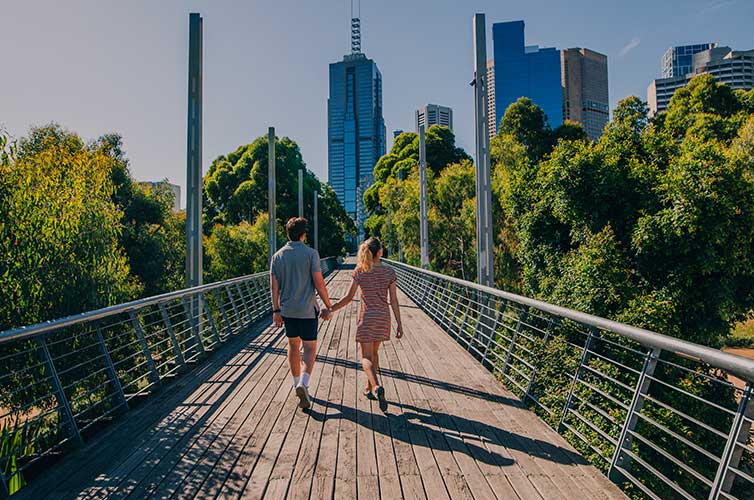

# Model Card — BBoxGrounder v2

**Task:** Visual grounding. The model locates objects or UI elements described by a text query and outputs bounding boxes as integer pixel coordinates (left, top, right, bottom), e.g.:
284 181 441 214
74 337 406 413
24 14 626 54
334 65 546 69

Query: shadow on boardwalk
305 396 589 469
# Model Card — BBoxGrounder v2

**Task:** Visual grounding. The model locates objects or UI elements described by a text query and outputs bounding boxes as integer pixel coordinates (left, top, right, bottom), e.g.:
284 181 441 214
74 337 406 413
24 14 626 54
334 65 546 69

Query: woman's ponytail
356 237 382 273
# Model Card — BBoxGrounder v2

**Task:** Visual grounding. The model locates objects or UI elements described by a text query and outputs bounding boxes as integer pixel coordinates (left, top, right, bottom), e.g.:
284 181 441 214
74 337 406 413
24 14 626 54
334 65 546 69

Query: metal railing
0 257 337 496
386 259 754 500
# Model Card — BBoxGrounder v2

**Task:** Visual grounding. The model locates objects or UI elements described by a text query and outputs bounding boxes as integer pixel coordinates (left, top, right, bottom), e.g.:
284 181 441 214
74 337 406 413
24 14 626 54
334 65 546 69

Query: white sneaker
295 384 311 410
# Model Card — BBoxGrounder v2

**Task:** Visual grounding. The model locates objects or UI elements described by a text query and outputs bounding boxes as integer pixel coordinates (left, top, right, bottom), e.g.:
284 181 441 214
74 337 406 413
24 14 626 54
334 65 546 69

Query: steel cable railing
385 259 754 500
0 257 337 497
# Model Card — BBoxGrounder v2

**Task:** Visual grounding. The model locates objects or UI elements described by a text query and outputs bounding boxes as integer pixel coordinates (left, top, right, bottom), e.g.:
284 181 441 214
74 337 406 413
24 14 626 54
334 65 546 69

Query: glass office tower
328 53 386 239
662 43 717 78
492 20 563 130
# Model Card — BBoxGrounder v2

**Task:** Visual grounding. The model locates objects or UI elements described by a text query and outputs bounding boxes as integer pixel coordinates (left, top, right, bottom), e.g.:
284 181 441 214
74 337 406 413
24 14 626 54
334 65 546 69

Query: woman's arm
330 279 359 313
388 282 403 338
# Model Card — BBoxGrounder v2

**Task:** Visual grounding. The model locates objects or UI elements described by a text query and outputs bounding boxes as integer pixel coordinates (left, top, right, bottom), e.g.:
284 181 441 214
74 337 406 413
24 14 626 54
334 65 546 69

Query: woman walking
328 237 403 411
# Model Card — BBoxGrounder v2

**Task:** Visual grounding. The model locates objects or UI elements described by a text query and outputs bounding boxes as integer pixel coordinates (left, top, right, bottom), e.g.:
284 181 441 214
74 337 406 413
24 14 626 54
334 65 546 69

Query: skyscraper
328 12 386 239
648 45 754 116
561 48 610 141
492 20 562 130
662 43 717 78
415 104 453 132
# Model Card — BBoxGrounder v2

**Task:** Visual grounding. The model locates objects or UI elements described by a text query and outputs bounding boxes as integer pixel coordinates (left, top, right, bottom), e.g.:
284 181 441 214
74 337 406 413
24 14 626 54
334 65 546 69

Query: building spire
351 0 361 54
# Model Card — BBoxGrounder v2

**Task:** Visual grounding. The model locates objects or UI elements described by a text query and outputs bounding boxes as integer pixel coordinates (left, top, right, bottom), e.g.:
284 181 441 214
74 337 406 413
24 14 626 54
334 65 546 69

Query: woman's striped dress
353 265 397 343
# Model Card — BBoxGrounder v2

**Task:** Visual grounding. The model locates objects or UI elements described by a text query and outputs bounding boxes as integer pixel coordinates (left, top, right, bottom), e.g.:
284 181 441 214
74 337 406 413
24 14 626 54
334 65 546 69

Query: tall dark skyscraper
561 48 609 141
327 11 385 239
492 20 562 130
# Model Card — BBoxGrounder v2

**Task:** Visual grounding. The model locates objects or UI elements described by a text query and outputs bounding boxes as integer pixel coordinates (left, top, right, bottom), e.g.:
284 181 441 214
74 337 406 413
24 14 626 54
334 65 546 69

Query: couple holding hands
270 217 404 413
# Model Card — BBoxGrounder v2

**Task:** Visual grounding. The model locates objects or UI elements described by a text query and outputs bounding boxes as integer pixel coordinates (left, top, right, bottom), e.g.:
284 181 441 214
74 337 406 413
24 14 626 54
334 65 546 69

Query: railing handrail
0 257 337 346
384 258 754 382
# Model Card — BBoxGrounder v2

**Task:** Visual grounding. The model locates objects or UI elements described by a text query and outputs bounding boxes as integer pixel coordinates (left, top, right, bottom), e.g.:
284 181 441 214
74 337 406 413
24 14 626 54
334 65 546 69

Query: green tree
92 134 185 297
205 214 279 281
203 134 353 258
364 125 470 240
0 125 136 331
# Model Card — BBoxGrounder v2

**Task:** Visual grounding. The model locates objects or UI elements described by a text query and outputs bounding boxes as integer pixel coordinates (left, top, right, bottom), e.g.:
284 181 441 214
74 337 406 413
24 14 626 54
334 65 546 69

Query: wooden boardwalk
23 265 626 499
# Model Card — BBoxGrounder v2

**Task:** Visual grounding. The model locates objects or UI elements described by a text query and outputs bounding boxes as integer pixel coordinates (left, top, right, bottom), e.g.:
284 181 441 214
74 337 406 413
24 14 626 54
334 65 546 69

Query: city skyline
1 0 752 206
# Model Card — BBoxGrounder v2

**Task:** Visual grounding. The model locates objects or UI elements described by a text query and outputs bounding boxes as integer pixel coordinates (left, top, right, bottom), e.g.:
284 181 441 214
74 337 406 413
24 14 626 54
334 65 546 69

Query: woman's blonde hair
356 237 383 273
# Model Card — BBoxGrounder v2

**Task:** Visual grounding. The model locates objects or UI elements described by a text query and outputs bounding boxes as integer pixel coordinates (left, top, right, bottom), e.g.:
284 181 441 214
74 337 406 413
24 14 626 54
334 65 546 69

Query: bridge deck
24 266 626 499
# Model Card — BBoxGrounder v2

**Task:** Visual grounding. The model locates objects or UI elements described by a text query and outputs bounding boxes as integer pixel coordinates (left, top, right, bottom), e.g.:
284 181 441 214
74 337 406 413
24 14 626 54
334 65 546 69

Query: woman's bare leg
360 342 381 391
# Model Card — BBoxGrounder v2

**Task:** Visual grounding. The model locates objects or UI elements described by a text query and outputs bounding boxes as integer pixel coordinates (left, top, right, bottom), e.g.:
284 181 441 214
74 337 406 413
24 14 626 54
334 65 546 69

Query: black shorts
282 316 318 342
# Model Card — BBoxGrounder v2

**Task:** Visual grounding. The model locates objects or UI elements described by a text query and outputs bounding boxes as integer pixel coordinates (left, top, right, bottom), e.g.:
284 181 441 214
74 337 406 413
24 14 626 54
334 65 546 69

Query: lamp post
418 125 429 270
268 127 276 261
472 13 494 287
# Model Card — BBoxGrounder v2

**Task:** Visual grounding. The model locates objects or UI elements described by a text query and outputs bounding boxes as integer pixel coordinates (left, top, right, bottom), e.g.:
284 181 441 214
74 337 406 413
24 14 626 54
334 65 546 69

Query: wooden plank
334 284 358 500
399 287 625 500
81 328 282 499
235 274 351 499
26 323 277 500
135 333 290 498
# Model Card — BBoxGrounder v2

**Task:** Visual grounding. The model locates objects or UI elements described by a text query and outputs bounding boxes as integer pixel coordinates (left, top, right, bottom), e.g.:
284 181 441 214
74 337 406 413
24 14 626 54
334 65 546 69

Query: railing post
212 288 233 337
95 327 129 413
234 282 250 324
181 297 206 357
559 327 598 432
523 316 555 400
36 337 83 446
708 382 754 498
244 280 259 320
158 302 186 370
449 283 463 337
226 285 242 329
253 278 267 319
608 346 661 480
200 293 223 345
471 293 492 355
420 276 432 307
483 299 507 369
502 309 528 375
128 311 162 387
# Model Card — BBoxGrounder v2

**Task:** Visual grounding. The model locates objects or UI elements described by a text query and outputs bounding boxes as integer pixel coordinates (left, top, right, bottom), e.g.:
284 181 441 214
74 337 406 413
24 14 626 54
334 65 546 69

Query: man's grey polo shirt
270 241 322 319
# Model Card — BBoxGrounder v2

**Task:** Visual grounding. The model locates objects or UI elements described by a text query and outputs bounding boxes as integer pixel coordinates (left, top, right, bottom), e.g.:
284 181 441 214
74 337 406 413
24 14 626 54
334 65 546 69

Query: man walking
270 217 333 410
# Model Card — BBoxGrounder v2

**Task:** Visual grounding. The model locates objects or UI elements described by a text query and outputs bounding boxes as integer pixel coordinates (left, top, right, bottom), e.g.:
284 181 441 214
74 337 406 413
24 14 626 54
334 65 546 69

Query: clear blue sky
2 0 751 206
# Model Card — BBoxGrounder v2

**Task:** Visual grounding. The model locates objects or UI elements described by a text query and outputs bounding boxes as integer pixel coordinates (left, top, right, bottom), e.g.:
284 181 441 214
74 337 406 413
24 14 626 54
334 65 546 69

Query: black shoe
375 386 388 412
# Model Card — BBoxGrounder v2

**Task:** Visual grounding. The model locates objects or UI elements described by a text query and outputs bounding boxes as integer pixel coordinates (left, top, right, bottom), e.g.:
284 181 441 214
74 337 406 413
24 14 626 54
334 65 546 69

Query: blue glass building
662 43 717 78
492 21 562 130
328 52 386 237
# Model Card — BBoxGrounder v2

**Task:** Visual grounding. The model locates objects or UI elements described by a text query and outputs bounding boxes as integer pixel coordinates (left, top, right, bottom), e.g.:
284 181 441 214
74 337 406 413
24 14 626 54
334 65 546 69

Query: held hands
273 312 284 328
320 308 333 320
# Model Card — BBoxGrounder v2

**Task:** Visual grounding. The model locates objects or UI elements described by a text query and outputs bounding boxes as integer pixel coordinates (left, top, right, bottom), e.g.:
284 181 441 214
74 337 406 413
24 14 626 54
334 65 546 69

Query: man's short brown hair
286 217 308 241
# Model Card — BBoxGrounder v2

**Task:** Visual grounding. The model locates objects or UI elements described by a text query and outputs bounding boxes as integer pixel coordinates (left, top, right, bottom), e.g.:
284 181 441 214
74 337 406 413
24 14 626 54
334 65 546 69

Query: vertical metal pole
186 12 203 290
559 327 597 432
609 347 661 481
418 124 429 270
473 13 494 287
708 382 754 498
37 338 83 446
95 327 129 412
298 168 304 218
200 293 223 345
180 298 206 358
158 302 186 370
129 312 162 386
313 191 319 253
268 127 277 262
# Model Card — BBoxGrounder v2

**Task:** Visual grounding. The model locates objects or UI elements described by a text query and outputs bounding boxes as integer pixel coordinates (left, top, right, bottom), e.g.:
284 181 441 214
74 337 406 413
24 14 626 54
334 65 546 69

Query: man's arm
270 273 283 327
313 272 333 318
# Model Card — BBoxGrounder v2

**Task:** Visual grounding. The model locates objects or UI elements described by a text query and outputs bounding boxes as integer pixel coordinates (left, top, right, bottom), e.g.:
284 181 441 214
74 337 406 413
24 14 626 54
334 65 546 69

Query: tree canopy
203 133 354 264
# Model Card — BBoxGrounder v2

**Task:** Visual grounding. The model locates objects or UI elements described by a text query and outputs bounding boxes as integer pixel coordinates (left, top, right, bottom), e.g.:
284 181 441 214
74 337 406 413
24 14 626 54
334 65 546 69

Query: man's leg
287 337 302 387
300 340 317 388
